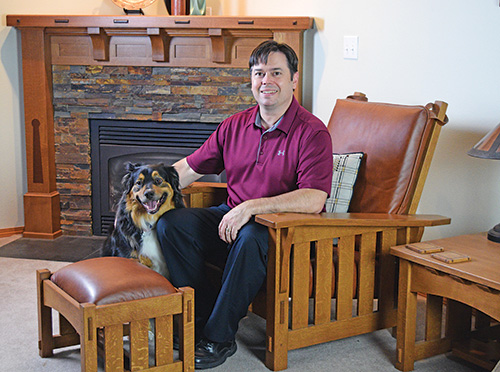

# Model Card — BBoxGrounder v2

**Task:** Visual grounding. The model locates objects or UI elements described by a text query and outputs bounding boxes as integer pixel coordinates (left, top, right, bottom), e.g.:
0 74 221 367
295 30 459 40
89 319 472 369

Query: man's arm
219 188 327 244
173 158 204 189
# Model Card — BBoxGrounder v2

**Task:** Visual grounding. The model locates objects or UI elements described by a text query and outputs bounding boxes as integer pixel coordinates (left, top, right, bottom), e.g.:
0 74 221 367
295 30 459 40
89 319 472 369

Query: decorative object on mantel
468 122 500 243
164 0 171 14
112 0 157 14
169 0 190 15
190 0 206 15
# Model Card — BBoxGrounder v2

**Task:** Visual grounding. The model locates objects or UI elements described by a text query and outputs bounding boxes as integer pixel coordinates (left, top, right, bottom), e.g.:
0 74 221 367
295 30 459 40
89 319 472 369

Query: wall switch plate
343 36 358 60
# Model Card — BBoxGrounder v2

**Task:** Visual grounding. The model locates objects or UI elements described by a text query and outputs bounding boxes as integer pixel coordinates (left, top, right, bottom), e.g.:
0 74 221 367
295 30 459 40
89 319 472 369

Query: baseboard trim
0 226 24 238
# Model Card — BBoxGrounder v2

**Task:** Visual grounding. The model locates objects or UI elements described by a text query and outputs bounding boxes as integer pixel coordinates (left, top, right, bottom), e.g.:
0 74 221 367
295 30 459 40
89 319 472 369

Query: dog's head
122 163 185 229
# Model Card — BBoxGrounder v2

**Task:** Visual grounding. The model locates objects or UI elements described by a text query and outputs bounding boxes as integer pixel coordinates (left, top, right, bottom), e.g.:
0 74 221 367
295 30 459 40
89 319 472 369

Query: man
157 40 333 369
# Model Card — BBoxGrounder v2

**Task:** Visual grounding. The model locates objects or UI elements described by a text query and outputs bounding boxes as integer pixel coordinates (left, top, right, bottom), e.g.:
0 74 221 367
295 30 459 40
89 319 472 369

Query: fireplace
7 14 312 238
90 118 225 235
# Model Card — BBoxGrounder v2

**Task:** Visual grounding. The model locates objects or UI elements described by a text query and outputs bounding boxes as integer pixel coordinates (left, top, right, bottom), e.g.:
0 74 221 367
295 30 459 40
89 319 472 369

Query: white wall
2 0 500 240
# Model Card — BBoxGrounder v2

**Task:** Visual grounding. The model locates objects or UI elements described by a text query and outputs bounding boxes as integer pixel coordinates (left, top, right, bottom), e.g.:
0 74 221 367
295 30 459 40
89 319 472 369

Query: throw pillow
325 152 364 213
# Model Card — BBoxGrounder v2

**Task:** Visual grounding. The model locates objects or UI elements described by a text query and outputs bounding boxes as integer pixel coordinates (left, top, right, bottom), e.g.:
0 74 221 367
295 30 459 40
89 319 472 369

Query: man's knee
238 221 268 243
156 208 183 238
235 221 269 259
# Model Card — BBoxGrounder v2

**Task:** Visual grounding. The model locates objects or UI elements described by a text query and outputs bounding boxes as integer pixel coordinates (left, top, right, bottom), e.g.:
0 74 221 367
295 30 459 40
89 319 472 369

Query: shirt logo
277 150 285 156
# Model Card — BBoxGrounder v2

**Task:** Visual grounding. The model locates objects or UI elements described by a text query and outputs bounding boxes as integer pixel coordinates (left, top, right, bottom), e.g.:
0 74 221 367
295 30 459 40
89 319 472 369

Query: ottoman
37 257 194 372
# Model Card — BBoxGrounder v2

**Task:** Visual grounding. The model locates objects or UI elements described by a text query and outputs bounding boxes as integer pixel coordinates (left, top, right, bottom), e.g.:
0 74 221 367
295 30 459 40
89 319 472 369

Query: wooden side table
390 233 500 371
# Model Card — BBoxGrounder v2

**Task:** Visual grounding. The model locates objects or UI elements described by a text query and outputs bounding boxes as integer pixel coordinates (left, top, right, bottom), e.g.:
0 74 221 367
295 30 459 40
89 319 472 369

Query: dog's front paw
138 254 153 269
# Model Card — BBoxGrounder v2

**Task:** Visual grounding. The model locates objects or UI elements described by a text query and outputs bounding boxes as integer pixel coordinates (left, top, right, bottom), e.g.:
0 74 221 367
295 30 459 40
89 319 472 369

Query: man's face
251 51 298 114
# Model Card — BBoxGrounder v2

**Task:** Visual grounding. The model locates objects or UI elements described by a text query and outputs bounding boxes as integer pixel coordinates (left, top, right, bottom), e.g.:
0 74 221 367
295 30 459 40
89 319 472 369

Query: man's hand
218 201 253 244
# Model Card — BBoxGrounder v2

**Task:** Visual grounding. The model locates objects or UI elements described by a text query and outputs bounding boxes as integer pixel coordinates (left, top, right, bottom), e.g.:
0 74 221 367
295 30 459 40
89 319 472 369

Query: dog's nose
144 190 155 200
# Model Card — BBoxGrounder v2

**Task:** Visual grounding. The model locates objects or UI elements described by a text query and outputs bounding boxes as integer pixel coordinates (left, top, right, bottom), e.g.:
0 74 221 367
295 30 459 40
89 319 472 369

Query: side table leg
395 260 417 372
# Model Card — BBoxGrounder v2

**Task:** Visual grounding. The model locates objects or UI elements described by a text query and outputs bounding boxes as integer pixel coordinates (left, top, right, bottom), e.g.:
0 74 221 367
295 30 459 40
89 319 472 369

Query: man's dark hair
249 40 298 80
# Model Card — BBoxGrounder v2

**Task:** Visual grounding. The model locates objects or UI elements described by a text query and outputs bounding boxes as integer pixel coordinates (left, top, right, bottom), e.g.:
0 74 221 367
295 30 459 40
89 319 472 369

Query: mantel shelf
7 15 313 30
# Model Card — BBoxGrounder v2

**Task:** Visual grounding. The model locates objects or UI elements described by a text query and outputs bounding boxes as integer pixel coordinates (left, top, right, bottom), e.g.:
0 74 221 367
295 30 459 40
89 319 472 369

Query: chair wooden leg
81 303 98 372
265 295 289 371
265 228 290 371
37 269 54 358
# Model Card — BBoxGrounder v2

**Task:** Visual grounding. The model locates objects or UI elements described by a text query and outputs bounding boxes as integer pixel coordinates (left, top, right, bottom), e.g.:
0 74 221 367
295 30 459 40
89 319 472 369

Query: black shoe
194 338 237 369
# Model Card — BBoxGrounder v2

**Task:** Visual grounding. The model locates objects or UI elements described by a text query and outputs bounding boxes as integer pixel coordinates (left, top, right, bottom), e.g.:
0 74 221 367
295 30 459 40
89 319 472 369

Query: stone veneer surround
52 65 255 235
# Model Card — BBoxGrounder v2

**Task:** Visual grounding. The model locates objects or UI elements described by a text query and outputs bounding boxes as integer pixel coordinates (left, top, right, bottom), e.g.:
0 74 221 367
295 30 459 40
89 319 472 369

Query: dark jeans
157 204 269 342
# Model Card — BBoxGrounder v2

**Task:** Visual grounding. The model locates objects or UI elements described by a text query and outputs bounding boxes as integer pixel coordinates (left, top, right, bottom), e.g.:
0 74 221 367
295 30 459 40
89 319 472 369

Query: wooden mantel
7 14 313 238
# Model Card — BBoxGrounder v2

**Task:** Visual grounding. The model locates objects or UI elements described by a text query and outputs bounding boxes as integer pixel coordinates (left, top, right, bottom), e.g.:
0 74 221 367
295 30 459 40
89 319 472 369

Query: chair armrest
183 182 228 194
182 182 228 208
255 212 451 229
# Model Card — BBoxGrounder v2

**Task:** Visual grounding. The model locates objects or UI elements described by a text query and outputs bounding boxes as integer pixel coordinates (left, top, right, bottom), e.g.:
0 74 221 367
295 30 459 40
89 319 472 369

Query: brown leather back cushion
328 99 433 214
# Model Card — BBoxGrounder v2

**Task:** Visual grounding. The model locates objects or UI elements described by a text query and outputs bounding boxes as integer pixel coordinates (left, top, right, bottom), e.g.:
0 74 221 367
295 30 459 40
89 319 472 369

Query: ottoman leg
179 287 195 372
81 303 98 372
37 269 54 357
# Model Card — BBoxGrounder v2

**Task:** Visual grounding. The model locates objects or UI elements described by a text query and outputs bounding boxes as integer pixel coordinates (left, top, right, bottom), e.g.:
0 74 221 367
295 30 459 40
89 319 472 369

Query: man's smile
260 87 278 96
261 87 278 93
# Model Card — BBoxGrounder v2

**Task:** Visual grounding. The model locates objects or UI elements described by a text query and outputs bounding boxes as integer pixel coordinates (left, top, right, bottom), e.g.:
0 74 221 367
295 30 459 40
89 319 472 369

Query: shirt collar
248 96 300 134
255 112 282 132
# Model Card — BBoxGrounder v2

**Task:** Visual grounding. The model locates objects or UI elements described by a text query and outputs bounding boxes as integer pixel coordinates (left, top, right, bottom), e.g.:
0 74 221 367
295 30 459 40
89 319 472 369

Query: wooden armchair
182 92 451 371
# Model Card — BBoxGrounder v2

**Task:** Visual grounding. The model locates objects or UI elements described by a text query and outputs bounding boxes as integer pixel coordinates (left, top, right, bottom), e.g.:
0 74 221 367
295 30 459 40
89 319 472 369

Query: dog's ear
121 162 141 191
126 162 141 173
162 165 185 208
121 172 133 192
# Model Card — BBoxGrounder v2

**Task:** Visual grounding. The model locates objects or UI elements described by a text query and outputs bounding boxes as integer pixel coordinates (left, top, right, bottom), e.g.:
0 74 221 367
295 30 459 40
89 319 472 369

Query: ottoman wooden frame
36 257 194 372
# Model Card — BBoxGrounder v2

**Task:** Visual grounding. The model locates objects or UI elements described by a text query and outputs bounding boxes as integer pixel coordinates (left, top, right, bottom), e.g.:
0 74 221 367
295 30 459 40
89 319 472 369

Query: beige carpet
0 257 483 372
0 257 82 371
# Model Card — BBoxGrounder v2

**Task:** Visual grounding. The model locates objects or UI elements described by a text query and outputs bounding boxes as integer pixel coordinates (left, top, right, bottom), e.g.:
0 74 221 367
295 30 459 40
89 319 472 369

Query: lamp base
487 223 500 243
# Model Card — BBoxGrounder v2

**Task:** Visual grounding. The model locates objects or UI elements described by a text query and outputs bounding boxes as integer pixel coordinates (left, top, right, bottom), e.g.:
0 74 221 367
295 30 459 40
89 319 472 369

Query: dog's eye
135 179 143 186
154 178 164 185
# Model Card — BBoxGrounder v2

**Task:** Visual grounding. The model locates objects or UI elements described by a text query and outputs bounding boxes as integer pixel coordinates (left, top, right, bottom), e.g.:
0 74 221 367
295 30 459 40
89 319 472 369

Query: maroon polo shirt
186 97 333 208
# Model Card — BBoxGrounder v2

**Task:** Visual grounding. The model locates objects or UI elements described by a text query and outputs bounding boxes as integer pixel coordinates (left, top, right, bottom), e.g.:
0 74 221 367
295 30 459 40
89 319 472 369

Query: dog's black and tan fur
101 162 184 277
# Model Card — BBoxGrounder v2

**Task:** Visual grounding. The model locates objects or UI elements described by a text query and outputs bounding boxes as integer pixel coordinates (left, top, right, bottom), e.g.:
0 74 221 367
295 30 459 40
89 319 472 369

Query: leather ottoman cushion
50 257 177 305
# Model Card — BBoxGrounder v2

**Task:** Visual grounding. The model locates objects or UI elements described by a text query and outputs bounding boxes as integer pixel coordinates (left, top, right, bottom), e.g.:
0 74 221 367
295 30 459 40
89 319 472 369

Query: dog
101 162 185 277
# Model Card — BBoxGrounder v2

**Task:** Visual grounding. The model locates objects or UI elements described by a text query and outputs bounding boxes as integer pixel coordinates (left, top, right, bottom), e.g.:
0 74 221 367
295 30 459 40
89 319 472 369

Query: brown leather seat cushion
50 257 177 305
